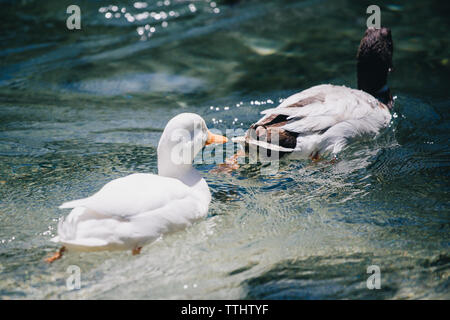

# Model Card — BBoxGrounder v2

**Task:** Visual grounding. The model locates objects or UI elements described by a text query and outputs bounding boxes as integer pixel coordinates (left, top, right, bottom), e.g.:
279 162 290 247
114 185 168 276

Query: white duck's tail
53 206 88 243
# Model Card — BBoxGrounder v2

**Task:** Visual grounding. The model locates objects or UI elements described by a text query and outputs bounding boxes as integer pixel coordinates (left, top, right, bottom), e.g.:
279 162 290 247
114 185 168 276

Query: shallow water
0 0 449 299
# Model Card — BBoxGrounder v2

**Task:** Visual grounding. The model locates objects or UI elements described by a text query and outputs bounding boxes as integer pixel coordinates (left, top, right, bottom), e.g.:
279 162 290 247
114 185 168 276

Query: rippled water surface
0 0 449 299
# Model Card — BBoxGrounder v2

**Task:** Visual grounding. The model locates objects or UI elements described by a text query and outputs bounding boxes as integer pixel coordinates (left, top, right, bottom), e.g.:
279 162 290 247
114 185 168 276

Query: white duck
233 27 394 160
46 113 227 262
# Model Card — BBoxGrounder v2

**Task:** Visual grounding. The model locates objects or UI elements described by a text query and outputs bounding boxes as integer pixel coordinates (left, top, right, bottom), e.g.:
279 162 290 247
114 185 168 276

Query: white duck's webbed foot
45 246 66 263
132 246 142 255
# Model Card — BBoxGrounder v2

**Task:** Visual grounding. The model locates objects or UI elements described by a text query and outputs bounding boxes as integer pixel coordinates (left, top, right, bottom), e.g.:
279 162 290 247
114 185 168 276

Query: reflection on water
65 72 206 95
0 0 449 299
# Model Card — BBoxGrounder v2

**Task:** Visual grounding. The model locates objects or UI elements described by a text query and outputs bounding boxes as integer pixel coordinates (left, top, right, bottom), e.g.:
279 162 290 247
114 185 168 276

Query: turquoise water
0 0 449 299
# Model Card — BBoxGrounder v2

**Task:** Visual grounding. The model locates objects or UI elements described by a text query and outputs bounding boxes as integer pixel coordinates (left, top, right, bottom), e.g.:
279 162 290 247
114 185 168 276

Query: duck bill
205 131 228 146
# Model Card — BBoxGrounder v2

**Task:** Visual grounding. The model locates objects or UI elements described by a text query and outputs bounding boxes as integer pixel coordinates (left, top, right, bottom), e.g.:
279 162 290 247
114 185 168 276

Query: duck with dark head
357 27 394 108
232 27 395 161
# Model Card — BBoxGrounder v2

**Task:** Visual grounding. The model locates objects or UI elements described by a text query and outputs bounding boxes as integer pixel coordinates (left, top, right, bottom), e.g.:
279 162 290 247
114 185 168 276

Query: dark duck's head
357 27 394 108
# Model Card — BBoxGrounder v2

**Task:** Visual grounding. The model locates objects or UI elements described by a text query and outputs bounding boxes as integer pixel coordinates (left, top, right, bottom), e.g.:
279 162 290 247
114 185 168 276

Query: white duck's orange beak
205 130 228 146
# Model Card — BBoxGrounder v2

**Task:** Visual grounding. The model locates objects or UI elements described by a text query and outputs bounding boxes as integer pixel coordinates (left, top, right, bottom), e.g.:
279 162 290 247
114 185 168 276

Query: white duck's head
157 113 227 180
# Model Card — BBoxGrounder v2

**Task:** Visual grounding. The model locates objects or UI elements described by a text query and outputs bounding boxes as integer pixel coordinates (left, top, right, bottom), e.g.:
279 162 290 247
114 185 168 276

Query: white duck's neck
157 152 192 182
157 146 211 206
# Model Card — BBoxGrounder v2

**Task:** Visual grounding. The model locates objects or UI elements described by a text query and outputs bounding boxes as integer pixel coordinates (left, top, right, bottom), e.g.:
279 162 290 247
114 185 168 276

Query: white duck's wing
59 173 194 220
55 173 207 250
55 193 204 251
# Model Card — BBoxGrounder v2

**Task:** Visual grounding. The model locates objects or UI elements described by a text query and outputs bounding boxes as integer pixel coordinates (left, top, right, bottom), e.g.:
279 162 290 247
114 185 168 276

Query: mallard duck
46 113 227 262
233 27 394 160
